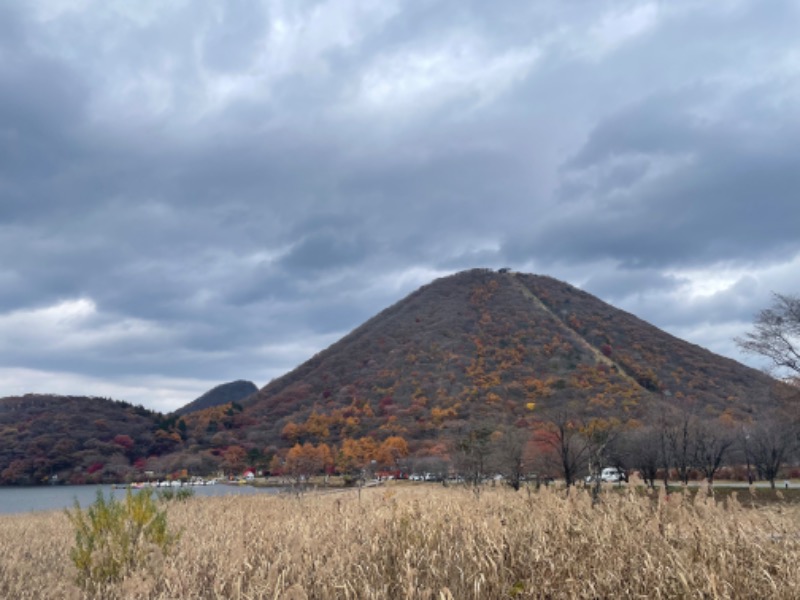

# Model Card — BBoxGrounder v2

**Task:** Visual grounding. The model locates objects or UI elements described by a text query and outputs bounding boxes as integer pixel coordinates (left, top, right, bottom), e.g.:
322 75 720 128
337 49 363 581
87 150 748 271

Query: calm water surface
0 484 282 515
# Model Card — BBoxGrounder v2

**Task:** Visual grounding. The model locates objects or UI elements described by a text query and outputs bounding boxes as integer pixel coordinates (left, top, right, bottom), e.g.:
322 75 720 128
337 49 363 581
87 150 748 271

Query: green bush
157 486 195 502
65 488 177 590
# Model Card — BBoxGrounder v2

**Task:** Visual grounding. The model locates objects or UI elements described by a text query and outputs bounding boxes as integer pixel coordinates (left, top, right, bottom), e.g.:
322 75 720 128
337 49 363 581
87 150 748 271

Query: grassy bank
1 484 798 598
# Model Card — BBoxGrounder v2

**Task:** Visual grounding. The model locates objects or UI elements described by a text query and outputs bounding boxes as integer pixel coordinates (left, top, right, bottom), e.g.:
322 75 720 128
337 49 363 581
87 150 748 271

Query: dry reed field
1 484 799 599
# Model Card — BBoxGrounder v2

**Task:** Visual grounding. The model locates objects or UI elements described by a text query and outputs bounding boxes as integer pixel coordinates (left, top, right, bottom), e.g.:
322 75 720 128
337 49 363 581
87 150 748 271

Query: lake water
0 484 283 515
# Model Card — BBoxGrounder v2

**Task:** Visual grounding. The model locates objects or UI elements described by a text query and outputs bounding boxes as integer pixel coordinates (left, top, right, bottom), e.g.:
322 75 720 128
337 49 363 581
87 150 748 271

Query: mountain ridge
213 269 777 454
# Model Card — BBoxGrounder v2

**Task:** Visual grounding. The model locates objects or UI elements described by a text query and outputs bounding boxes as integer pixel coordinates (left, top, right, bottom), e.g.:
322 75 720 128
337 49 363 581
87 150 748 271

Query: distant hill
0 395 167 485
180 269 779 455
174 380 258 416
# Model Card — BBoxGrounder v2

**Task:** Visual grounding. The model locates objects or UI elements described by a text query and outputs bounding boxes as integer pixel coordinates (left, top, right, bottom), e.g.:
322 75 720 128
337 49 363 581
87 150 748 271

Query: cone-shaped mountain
225 269 776 448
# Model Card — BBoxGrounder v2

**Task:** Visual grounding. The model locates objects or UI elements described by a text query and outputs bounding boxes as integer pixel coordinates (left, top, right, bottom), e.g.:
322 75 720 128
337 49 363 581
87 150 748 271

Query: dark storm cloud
505 84 800 269
1 0 799 408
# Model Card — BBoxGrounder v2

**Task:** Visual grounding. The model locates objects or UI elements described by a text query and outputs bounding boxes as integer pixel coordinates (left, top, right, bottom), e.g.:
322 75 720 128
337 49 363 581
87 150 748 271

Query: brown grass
1 485 799 599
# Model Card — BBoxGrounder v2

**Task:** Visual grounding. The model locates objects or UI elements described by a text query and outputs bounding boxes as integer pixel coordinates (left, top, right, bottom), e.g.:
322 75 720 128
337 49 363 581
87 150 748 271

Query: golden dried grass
1 485 799 599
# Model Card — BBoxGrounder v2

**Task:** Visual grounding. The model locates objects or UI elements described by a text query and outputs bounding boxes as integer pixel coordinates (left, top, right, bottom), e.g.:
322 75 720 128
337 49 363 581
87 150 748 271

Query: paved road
601 480 796 490
685 481 794 490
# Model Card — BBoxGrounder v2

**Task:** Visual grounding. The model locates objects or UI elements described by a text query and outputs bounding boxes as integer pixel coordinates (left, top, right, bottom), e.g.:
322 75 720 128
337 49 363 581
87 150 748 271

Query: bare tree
736 293 800 378
537 407 590 488
582 418 622 502
665 404 696 486
624 427 661 489
746 417 797 489
656 409 674 491
452 426 494 488
738 426 756 485
493 426 530 491
693 420 735 486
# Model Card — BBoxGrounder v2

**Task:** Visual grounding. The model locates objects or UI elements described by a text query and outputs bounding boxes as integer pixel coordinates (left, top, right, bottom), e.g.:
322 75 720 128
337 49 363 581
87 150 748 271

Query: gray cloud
1 0 798 409
581 268 684 303
505 82 800 268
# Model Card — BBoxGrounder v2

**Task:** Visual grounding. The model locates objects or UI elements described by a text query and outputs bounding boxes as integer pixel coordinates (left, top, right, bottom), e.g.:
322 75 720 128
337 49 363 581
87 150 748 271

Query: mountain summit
199 269 776 450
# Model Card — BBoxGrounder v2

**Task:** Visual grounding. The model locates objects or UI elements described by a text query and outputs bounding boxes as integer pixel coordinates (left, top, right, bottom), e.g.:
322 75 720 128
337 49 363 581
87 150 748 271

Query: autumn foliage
0 269 790 484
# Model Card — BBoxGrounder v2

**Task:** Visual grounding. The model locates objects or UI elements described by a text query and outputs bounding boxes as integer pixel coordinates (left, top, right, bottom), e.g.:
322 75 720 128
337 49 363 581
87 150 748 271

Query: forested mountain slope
0 395 168 485
2 269 783 483
180 269 776 454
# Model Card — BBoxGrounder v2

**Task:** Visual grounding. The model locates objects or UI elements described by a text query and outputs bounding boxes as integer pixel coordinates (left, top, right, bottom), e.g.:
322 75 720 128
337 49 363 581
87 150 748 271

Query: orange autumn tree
284 442 333 482
337 437 379 478
280 421 304 444
316 443 335 475
304 411 331 441
376 436 409 470
221 445 248 476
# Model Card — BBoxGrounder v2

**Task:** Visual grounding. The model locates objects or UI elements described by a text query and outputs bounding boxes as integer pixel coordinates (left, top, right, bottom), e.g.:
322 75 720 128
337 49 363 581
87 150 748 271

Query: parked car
601 467 627 483
585 467 628 484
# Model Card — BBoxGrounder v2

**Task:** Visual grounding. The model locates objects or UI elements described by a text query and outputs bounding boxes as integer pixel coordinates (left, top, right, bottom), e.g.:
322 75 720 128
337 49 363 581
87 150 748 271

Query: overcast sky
2 0 798 412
